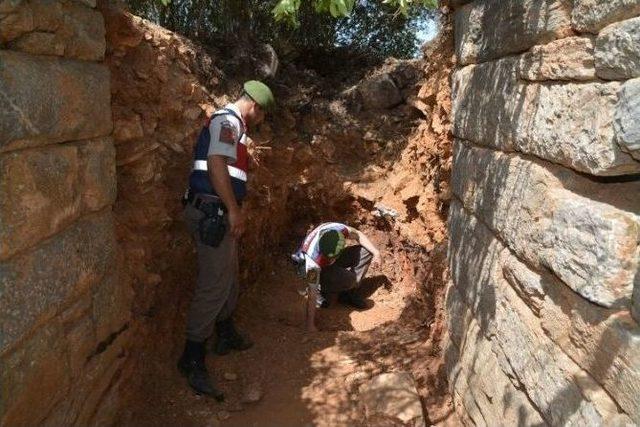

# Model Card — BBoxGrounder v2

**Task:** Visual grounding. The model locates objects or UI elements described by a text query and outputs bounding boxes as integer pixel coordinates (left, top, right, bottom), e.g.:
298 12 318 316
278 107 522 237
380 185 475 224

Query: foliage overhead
126 0 439 60
273 0 437 25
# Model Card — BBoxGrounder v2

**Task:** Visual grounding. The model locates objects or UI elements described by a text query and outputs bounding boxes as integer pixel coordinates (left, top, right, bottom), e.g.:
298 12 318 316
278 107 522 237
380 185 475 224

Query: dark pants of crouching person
320 245 373 308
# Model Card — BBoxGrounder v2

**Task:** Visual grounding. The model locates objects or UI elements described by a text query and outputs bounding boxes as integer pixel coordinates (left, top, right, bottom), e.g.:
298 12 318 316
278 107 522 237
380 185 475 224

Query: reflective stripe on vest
193 160 248 182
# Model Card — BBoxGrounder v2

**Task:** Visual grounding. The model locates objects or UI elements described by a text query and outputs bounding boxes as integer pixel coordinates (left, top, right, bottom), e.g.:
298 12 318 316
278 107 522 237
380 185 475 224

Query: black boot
214 318 253 356
320 291 330 308
338 289 367 310
177 340 224 401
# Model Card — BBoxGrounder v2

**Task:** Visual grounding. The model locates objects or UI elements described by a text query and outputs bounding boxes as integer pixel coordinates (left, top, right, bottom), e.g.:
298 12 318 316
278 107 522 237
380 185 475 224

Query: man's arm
348 227 381 263
206 114 244 238
306 284 319 332
208 155 244 238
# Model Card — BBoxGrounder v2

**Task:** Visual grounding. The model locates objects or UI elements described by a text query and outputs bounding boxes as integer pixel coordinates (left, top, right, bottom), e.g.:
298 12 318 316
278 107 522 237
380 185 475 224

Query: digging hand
371 251 381 267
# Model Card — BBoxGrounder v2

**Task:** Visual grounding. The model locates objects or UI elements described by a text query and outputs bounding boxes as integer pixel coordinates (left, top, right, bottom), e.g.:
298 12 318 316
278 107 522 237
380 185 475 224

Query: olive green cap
319 230 346 259
244 80 275 110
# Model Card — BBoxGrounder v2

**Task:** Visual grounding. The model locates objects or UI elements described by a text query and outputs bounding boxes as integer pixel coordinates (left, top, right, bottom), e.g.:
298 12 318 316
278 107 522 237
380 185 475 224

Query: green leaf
272 0 302 26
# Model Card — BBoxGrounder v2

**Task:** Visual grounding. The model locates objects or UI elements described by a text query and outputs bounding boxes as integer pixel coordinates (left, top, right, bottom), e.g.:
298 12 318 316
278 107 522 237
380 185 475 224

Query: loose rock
241 382 263 403
217 410 230 421
223 372 238 381
359 372 425 427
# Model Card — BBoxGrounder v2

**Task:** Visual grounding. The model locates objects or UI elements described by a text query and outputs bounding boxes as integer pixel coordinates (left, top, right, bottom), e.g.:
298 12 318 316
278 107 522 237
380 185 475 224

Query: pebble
217 410 231 421
241 382 263 403
344 371 369 387
224 372 238 381
227 401 244 412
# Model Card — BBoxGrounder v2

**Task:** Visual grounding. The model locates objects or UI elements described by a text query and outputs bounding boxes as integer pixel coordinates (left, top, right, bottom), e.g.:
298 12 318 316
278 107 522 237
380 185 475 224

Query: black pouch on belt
198 202 226 247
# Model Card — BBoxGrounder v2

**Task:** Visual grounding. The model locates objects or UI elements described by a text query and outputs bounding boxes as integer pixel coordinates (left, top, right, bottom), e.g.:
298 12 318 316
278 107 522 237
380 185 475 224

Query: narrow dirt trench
99 6 456 426
122 211 451 426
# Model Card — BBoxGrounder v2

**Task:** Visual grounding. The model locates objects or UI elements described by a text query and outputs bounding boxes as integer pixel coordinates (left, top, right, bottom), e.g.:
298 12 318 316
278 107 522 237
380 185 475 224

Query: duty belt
184 189 225 211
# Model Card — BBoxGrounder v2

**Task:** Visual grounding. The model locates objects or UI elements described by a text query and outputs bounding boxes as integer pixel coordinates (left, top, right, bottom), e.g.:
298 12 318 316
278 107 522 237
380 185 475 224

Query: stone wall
446 0 640 425
0 0 129 425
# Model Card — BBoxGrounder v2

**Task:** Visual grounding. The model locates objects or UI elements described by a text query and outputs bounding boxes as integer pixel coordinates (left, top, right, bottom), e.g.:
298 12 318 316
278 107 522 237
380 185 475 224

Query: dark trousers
184 203 238 343
320 245 373 294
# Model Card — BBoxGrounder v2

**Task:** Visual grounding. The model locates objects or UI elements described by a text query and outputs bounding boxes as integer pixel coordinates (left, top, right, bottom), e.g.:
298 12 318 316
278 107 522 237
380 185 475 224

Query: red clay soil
117 213 453 427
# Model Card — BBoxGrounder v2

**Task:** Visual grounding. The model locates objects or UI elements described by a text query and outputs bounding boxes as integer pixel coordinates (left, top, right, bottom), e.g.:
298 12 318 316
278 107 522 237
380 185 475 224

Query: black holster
198 202 226 247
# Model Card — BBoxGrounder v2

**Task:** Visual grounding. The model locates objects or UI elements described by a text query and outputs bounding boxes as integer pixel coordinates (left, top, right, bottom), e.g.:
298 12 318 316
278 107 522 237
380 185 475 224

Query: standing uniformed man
292 222 381 332
178 81 275 400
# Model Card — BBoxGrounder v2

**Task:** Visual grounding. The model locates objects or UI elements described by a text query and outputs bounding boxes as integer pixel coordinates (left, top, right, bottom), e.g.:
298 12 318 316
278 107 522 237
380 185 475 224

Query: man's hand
228 208 245 239
371 251 382 267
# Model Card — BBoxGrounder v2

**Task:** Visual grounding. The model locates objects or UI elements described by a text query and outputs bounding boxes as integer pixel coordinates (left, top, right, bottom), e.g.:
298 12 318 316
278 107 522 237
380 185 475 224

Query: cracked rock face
572 0 640 33
615 78 640 160
596 17 640 80
450 1 640 424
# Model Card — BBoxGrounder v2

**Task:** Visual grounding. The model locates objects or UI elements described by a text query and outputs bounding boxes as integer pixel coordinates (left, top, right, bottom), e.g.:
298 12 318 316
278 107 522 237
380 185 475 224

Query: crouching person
292 222 381 332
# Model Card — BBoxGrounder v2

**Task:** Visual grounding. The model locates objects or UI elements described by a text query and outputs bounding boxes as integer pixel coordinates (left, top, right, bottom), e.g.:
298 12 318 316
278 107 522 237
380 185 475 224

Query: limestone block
452 142 640 307
450 199 640 422
518 36 596 81
452 58 521 151
573 0 640 33
596 17 640 80
446 310 546 426
522 81 639 175
502 252 640 421
453 59 640 175
0 211 116 355
444 281 475 348
634 285 640 323
65 315 97 379
447 198 503 316
507 255 640 423
7 31 65 55
491 274 630 425
92 270 133 344
82 360 130 426
0 50 112 152
77 137 117 212
454 0 572 66
0 0 105 60
59 0 105 60
449 201 636 424
0 320 70 426
67 329 131 426
614 78 640 161
0 145 80 260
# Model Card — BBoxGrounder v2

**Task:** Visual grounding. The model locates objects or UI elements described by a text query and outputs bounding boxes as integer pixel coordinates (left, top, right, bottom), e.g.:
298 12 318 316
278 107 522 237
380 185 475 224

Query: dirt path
120 218 452 426
116 21 455 425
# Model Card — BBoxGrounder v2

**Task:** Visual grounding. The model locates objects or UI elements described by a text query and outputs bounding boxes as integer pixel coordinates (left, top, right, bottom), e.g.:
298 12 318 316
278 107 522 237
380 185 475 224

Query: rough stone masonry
447 0 640 425
0 0 132 425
